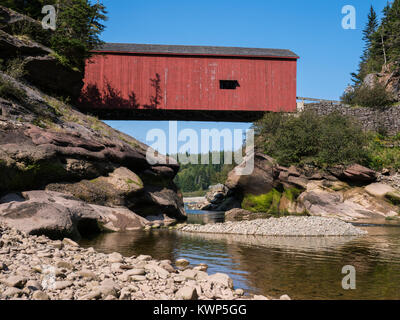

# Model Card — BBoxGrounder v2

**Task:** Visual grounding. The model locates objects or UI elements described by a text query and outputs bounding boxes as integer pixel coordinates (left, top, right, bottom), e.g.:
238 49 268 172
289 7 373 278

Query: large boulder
328 164 377 183
0 191 149 239
198 184 241 211
365 183 397 198
225 153 277 195
131 186 186 220
46 167 144 207
298 181 399 220
205 184 229 204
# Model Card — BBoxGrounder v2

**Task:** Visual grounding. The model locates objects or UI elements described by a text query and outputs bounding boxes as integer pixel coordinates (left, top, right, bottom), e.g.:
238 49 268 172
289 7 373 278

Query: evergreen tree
351 6 378 84
345 0 400 105
1 0 107 72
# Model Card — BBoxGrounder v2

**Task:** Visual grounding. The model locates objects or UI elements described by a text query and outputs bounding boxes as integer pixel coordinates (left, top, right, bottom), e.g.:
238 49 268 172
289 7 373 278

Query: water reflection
178 232 359 252
79 212 400 300
186 209 225 224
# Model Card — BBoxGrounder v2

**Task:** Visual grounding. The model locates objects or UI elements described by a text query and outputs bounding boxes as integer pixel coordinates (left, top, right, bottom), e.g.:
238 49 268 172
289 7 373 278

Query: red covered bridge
79 43 299 122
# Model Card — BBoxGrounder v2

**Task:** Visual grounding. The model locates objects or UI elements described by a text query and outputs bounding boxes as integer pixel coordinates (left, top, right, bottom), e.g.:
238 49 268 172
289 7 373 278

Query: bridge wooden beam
77 108 268 123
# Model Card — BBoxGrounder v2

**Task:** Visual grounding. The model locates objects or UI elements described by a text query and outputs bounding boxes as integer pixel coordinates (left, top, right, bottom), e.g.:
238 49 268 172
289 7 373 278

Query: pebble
2 275 27 289
108 252 123 263
32 291 49 300
62 238 79 247
176 286 198 300
2 287 22 298
53 281 73 290
176 259 190 267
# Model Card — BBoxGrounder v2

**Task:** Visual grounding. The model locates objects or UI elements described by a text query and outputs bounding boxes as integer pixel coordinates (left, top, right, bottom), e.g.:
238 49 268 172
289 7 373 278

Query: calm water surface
79 211 400 300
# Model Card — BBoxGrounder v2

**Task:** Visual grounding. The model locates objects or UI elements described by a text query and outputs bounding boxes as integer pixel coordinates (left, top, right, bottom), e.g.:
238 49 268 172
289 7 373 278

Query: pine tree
2 1 107 72
351 6 378 84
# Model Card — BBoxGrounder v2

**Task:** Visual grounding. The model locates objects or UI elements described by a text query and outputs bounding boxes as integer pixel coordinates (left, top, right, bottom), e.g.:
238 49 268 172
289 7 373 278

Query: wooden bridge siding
83 53 297 112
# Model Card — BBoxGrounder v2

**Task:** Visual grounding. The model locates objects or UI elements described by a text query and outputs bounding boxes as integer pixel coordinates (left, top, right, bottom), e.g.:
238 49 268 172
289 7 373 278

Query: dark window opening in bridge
219 80 240 90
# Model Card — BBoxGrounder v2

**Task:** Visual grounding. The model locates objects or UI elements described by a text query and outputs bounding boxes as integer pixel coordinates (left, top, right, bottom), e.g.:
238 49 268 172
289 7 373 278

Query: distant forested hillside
173 152 235 193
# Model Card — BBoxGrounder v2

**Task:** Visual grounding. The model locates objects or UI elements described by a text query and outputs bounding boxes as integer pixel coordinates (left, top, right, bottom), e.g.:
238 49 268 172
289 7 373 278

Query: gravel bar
180 216 368 237
0 223 289 300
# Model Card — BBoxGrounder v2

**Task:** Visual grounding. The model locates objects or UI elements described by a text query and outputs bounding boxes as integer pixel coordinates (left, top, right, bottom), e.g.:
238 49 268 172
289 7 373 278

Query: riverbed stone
175 259 190 267
2 287 22 298
56 261 74 270
137 254 152 261
207 273 234 289
125 269 146 276
80 290 102 300
32 290 49 300
131 275 146 281
181 269 197 280
77 270 98 280
176 286 198 300
108 252 124 263
63 238 79 247
26 280 41 291
235 289 244 296
365 183 397 198
53 281 73 290
2 275 27 288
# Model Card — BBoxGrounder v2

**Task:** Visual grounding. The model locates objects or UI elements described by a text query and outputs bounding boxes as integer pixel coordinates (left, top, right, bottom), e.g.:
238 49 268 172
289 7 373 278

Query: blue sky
99 0 388 150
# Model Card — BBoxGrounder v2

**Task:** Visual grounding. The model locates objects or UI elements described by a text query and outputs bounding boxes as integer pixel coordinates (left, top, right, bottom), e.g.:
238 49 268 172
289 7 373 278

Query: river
79 210 400 300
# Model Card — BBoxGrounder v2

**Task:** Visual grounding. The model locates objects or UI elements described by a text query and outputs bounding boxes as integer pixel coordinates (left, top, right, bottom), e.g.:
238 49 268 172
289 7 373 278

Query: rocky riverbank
0 223 292 300
0 6 186 239
180 216 367 237
197 153 400 222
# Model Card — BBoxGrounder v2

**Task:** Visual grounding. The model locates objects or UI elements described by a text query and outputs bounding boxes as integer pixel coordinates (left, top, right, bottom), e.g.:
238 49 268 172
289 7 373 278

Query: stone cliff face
0 7 186 239
365 62 400 102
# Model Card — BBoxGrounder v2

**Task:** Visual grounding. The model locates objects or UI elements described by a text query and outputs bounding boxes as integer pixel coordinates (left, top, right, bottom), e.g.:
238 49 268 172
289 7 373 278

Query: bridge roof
95 43 299 59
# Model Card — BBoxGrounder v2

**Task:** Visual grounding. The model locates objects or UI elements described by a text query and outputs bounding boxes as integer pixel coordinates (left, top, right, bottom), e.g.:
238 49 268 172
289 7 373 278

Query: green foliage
50 0 107 71
283 188 302 202
182 190 208 197
366 133 400 170
174 152 235 192
385 192 400 206
126 177 143 188
3 58 27 79
253 111 369 167
0 159 67 192
340 81 395 109
0 77 27 102
4 0 107 72
347 1 400 103
351 6 379 85
2 0 47 19
242 189 281 214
